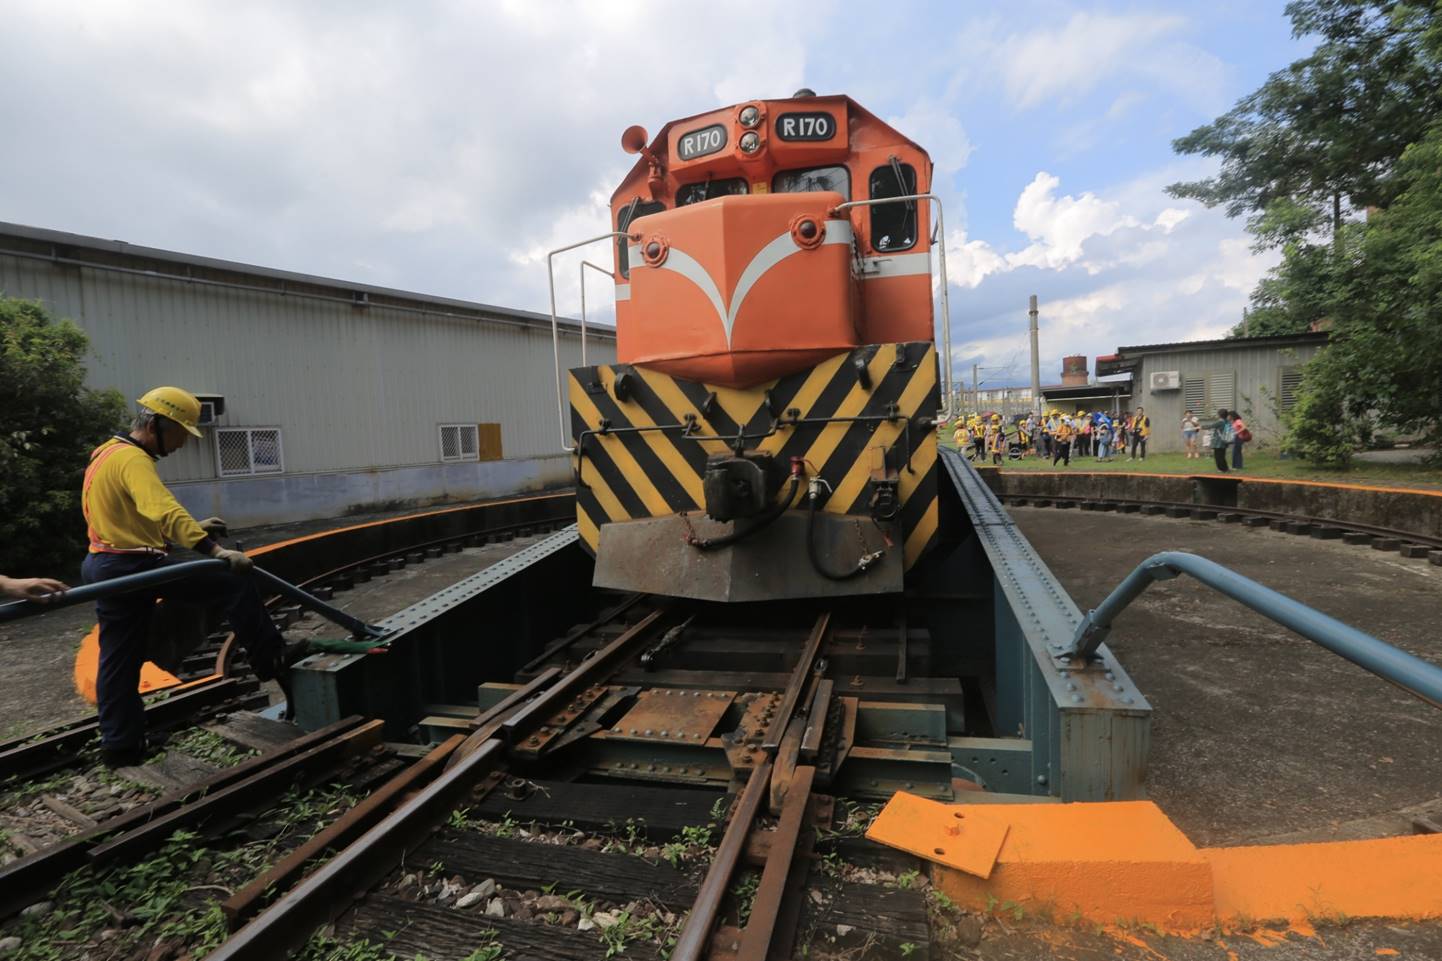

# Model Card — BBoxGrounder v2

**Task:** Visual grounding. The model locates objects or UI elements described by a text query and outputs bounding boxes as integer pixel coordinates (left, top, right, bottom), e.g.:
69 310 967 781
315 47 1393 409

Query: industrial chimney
1061 355 1088 387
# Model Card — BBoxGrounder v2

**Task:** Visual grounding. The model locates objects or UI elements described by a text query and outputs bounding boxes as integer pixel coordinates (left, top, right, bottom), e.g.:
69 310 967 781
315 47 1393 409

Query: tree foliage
0 296 127 575
1174 1 1441 465
1168 2 1441 247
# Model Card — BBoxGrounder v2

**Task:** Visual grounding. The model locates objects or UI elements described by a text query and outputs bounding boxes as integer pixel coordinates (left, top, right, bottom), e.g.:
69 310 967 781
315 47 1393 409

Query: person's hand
0 576 70 602
213 548 253 574
199 516 229 537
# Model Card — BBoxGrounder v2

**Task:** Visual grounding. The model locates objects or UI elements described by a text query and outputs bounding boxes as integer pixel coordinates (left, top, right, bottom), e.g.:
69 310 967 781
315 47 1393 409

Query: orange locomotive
549 91 955 602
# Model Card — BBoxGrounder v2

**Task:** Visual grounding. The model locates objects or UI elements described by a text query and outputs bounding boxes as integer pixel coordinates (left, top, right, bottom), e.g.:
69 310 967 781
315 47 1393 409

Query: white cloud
945 227 1009 289
887 100 974 175
996 12 1185 109
1009 172 1138 270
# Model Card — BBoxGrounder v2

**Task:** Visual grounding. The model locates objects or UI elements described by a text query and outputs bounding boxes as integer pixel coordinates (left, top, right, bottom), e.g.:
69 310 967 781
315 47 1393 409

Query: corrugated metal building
0 221 615 525
1095 332 1327 452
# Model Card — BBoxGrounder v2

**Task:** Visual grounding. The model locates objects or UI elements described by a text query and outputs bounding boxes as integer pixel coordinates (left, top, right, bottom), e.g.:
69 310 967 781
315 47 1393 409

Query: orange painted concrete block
1204 834 1442 923
880 796 1216 929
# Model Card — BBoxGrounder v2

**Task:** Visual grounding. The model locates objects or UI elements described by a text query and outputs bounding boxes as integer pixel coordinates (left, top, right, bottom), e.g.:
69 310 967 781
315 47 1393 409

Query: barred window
1183 377 1205 414
1205 370 1236 413
1279 366 1303 411
439 424 480 462
216 427 284 476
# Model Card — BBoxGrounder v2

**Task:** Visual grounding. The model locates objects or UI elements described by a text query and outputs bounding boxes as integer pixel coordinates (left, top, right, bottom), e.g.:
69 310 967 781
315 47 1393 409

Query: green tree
1168 1 1441 248
0 296 127 575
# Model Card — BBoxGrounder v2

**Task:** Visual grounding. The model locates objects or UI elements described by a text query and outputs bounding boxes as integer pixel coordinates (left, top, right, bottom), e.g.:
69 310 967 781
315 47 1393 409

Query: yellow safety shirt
83 438 208 554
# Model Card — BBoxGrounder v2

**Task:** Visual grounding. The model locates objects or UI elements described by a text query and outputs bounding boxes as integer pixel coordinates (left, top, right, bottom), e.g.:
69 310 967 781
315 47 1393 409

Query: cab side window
772 166 851 199
868 163 917 252
616 199 666 278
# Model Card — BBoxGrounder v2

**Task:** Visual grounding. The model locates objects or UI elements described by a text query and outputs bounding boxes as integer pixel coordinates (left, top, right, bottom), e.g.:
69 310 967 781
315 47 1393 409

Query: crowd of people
946 406 1251 471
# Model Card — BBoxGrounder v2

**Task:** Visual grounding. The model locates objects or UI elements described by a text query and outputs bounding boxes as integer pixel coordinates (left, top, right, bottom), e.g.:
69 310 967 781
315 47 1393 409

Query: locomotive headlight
739 105 760 128
739 131 761 154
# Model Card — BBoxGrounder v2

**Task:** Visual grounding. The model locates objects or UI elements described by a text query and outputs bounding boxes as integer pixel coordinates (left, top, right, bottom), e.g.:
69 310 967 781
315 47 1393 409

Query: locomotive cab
547 93 956 603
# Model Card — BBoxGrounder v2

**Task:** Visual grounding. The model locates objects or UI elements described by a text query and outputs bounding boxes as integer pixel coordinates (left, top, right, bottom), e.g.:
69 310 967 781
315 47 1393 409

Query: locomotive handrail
547 231 637 452
1068 550 1442 711
832 194 954 421
578 259 613 368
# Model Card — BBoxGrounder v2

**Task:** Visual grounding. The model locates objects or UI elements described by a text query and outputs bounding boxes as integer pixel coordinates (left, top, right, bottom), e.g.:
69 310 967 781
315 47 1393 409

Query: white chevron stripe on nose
629 219 854 345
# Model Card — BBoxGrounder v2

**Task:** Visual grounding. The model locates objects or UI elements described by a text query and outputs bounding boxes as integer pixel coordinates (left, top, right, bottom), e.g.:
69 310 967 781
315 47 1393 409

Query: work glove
213 548 254 574
199 516 229 537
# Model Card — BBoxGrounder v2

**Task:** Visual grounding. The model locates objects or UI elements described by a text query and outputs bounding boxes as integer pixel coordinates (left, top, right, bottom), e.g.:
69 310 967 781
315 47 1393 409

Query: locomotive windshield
676 178 748 206
869 162 917 251
772 166 850 198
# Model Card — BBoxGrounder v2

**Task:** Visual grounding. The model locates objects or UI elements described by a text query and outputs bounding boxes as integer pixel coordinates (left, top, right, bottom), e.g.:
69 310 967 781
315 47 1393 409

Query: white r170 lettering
678 124 726 160
776 112 834 141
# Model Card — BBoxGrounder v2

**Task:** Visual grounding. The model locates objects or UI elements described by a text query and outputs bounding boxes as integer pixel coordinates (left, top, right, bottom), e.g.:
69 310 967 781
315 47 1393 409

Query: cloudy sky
0 1 1310 388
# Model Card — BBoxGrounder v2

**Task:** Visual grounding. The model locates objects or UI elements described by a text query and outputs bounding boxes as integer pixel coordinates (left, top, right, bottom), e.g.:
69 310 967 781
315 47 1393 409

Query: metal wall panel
0 253 615 483
1129 344 1322 453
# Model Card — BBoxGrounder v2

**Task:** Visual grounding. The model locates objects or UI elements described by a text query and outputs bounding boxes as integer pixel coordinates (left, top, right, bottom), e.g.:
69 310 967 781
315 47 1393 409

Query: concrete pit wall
985 470 1442 541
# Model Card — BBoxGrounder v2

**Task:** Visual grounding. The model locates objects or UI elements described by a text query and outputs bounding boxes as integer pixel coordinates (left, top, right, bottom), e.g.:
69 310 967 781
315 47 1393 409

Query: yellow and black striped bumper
568 341 940 576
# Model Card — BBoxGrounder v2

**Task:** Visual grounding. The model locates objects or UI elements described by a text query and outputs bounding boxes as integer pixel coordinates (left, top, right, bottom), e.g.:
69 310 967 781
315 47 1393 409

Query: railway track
1000 493 1442 559
2 570 978 959
0 514 574 785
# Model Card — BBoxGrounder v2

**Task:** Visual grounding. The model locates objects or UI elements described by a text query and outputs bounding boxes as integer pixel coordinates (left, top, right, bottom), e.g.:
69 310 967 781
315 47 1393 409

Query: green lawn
939 441 1442 491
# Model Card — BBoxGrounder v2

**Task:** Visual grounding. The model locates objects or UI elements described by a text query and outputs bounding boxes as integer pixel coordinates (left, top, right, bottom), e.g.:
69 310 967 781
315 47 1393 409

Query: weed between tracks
0 782 365 961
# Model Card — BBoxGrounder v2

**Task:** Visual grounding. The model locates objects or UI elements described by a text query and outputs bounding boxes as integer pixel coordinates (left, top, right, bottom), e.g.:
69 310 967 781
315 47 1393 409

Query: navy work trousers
82 552 283 751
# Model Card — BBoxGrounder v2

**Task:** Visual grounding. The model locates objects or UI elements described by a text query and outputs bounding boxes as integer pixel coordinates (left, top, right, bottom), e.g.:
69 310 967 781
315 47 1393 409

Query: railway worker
1209 409 1233 472
1052 416 1073 467
989 424 1007 465
971 419 986 462
952 420 969 450
0 575 69 601
1129 406 1151 461
1076 410 1091 457
81 386 287 768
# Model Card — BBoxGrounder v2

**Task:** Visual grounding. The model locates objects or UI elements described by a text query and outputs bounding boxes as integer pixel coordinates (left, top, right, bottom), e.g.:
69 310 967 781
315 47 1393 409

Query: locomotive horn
621 125 649 154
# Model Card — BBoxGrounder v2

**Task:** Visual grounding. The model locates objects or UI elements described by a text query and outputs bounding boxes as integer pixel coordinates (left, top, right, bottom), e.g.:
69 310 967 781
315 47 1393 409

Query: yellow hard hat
137 386 204 437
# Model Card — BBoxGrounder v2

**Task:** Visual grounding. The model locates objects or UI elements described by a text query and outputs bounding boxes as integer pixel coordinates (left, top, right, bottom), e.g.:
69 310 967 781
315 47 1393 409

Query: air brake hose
688 474 801 551
806 481 884 581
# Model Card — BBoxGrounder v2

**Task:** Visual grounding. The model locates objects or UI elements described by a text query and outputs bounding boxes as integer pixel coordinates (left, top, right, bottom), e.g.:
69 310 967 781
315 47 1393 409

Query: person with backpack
1231 412 1251 470
1210 409 1233 473
1129 406 1151 461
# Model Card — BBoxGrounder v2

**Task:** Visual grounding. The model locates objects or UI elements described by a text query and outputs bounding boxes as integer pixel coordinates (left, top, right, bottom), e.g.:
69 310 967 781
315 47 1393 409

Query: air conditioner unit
194 393 225 427
1150 371 1181 392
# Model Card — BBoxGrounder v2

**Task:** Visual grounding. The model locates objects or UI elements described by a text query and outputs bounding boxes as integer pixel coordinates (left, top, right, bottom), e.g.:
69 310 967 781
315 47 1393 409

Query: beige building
0 221 614 525
1095 332 1327 452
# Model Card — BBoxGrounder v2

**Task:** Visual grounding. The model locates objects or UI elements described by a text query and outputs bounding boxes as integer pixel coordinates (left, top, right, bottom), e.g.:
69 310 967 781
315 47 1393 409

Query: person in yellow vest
1052 416 1073 467
1128 406 1152 461
82 386 286 768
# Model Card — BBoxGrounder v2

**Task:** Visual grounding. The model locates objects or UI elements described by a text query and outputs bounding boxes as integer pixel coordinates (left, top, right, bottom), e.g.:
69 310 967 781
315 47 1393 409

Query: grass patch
945 442 1442 490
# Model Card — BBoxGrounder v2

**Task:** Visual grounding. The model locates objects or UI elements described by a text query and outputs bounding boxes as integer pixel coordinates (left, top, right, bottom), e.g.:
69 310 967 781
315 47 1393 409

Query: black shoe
251 641 288 682
101 744 146 769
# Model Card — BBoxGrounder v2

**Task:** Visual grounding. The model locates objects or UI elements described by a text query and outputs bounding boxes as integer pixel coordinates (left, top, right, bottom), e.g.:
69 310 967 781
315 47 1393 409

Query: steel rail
221 733 464 929
1069 550 1442 710
0 715 368 920
671 758 774 961
206 737 507 961
762 613 831 753
736 764 817 961
1005 492 1442 551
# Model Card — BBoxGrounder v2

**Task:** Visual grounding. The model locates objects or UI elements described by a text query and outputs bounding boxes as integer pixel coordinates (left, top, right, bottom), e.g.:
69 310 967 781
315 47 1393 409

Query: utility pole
1028 295 1042 415
972 363 979 413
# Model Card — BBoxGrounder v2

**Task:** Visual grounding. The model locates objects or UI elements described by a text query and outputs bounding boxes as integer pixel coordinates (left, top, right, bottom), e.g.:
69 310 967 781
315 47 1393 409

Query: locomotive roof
612 93 931 206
